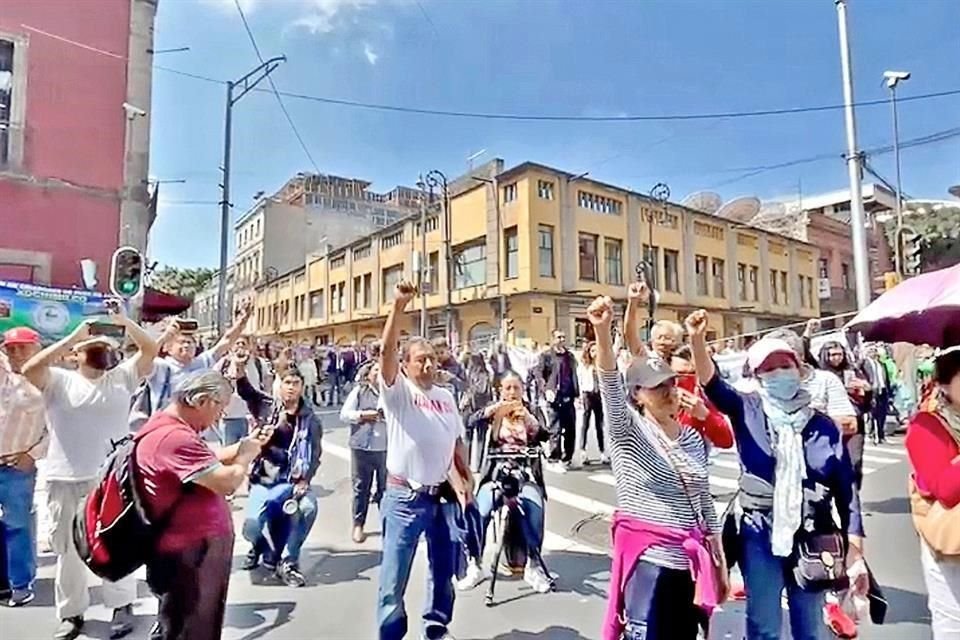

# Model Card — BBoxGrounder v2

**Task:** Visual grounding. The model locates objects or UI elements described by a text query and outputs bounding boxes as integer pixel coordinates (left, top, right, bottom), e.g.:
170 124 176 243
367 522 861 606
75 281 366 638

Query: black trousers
871 393 890 442
147 536 234 640
546 399 577 463
352 448 387 527
622 560 707 640
579 391 605 453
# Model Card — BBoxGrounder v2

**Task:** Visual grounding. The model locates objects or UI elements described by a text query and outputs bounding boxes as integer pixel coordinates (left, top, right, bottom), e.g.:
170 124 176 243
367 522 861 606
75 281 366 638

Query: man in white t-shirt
21 305 157 640
218 336 266 447
376 281 470 640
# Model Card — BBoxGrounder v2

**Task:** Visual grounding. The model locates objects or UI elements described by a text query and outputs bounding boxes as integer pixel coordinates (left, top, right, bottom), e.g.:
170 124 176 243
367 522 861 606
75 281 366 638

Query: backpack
72 422 173 582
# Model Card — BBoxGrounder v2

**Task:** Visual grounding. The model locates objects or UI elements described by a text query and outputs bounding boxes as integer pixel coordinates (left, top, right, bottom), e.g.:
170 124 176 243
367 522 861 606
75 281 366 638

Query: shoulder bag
909 413 960 556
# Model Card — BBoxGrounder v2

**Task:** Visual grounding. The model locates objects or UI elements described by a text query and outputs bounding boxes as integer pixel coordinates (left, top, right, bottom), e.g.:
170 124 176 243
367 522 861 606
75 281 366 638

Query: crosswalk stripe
865 443 907 456
862 452 901 464
588 473 616 487
710 476 739 491
547 486 615 516
862 466 878 474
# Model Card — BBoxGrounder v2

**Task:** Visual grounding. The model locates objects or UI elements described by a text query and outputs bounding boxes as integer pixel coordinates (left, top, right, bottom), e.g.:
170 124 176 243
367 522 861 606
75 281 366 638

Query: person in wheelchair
457 371 553 594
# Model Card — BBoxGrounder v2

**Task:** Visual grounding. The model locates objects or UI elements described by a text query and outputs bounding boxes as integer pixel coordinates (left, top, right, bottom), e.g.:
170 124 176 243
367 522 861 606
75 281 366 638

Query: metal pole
835 0 872 310
493 177 506 341
425 171 453 341
217 80 234 335
891 85 904 275
419 175 428 336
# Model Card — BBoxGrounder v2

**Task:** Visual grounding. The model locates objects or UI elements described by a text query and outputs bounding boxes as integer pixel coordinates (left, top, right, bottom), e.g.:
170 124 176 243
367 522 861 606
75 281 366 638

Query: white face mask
758 369 802 400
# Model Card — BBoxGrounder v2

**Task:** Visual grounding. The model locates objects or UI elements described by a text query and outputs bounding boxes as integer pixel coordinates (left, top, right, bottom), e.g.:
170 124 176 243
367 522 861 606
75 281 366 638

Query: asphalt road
0 408 933 639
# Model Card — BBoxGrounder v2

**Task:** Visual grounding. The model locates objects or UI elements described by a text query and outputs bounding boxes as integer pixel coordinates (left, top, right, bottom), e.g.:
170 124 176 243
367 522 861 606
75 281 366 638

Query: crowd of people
0 274 955 640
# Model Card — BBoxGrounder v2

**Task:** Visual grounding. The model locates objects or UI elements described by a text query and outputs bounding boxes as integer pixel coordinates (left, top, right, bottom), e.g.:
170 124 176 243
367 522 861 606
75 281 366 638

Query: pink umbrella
845 263 960 347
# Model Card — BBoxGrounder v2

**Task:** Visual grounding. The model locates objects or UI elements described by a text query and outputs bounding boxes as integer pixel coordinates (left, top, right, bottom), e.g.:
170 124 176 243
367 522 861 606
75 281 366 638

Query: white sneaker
456 562 489 591
523 564 553 593
549 461 567 474
600 453 610 465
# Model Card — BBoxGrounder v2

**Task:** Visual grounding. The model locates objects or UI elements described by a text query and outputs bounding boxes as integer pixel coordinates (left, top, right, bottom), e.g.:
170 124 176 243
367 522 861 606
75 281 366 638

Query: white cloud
202 0 259 12
290 0 380 35
363 42 379 65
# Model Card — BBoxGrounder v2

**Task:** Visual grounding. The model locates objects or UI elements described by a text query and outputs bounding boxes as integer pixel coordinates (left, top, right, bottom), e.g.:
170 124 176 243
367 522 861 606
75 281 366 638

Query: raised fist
684 309 709 338
627 281 650 304
586 296 614 328
393 280 417 308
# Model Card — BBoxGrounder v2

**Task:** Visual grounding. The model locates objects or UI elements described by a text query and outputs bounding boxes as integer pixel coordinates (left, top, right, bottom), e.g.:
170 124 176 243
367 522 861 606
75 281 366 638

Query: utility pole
417 175 429 336
834 0 871 311
425 171 452 340
884 70 911 275
493 177 506 341
217 56 285 334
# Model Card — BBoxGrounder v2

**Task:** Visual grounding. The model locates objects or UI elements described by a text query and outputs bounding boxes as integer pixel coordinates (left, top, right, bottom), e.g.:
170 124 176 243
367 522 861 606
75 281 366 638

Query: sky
147 0 960 268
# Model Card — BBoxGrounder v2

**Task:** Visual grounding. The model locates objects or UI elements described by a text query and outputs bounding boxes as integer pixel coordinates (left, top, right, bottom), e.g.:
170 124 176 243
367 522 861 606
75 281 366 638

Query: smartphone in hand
176 318 199 333
90 322 126 339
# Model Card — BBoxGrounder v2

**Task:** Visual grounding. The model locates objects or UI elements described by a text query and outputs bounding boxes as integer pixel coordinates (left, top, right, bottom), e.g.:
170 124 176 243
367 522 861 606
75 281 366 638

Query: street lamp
216 56 286 334
424 170 451 339
883 69 911 276
646 183 670 340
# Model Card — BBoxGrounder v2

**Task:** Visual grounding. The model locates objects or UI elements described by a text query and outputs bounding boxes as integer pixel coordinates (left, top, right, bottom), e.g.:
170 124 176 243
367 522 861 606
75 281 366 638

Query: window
329 253 345 270
353 244 371 260
538 225 555 277
749 266 759 301
770 270 779 304
577 190 622 215
604 238 623 285
381 230 404 249
737 263 748 301
819 258 829 279
841 263 851 290
353 276 363 309
504 226 519 279
578 233 598 281
695 255 709 296
0 38 20 167
806 276 814 308
330 282 345 314
664 250 680 293
642 245 660 289
779 271 789 305
363 273 372 308
427 251 440 292
382 264 404 302
416 216 439 235
309 291 324 318
712 258 725 298
799 274 807 308
453 243 486 289
503 183 518 203
537 180 554 200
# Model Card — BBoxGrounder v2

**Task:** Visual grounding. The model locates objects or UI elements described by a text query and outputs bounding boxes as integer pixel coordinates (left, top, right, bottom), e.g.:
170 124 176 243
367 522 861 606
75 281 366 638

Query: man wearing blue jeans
0 330 47 607
377 280 472 640
240 368 322 588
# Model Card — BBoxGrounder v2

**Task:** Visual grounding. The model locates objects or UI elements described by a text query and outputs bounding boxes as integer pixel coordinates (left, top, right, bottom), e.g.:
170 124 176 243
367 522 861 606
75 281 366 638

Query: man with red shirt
134 371 269 640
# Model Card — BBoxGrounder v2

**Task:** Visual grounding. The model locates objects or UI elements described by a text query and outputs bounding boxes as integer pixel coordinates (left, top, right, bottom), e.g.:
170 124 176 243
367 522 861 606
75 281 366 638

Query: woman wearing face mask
589 294 726 640
686 309 866 640
820 341 872 489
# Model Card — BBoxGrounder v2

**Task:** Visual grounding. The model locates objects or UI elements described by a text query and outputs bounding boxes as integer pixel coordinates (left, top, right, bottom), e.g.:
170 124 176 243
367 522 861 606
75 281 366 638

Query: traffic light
897 226 923 276
109 246 144 298
504 318 514 334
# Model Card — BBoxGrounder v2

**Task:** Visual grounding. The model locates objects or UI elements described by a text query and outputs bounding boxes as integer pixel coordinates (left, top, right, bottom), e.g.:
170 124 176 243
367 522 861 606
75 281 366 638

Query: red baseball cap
3 327 41 347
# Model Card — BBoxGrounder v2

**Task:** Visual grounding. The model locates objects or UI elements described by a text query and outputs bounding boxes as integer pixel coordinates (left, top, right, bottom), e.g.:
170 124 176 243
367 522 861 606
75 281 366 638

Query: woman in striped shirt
589 294 727 640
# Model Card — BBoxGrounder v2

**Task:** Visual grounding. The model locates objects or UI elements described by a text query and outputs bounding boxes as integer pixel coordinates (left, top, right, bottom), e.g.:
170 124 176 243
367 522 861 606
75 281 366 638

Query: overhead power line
233 0 320 173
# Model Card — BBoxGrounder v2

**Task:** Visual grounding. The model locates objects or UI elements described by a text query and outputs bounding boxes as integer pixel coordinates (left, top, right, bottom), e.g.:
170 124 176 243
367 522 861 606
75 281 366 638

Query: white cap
746 338 798 372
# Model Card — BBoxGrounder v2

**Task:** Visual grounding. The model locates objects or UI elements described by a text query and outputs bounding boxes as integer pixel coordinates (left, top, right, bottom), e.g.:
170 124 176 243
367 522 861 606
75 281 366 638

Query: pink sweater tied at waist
602 511 719 640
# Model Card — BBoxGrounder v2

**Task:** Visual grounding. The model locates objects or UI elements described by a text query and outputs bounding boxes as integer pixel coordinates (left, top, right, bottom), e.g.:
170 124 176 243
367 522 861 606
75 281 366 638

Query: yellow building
254 161 820 348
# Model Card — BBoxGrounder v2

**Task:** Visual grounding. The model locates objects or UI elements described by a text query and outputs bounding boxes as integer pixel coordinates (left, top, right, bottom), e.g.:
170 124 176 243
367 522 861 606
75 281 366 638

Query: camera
494 463 525 500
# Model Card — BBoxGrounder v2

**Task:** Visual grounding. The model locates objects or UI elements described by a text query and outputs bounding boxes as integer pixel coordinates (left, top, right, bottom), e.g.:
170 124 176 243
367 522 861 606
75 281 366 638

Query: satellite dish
757 201 787 218
715 196 762 223
681 191 722 214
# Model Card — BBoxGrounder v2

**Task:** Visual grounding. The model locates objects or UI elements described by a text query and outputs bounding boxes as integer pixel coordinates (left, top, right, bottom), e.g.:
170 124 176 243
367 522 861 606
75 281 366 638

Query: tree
147 265 217 298
881 205 960 273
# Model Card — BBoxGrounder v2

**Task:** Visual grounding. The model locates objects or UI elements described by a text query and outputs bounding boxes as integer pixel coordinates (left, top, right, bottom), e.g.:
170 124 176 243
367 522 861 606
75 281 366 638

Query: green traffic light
121 282 136 294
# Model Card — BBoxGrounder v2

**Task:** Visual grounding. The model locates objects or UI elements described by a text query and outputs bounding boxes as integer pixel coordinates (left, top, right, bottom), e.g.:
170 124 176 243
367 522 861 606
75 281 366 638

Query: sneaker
548 461 567 474
262 555 278 572
421 629 456 640
6 588 35 607
600 453 610 465
110 604 134 639
823 602 858 639
352 525 367 544
456 562 489 591
277 561 306 588
53 616 84 640
523 564 553 593
241 547 261 571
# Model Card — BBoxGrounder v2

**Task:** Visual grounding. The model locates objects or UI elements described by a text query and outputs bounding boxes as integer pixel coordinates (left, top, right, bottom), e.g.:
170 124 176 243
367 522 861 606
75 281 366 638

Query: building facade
756 183 896 320
0 0 157 288
254 161 820 349
231 173 421 327
187 269 233 344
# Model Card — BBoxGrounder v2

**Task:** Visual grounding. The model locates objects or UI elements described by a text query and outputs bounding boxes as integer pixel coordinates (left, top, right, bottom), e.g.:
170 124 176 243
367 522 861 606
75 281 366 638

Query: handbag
909 414 960 556
792 531 849 592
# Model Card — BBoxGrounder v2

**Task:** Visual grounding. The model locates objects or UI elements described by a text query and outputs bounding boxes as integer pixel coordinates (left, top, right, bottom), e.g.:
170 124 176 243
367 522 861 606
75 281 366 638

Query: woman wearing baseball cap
686 309 866 640
590 294 726 640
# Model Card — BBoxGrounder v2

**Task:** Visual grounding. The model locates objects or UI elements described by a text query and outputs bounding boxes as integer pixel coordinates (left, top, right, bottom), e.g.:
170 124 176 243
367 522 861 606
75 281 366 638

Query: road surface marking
862 466 878 474
862 452 902 464
709 476 740 491
588 473 616 487
865 443 906 456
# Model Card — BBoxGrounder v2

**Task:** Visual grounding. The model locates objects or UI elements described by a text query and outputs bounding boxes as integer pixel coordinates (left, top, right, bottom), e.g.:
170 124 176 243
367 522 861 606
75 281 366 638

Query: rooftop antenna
467 149 487 172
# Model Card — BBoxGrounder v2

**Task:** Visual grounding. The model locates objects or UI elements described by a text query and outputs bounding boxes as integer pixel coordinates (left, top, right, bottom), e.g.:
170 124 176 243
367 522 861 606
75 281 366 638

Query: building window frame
504 226 519 279
663 249 680 293
0 33 29 171
695 255 709 296
453 241 486 289
538 224 555 278
578 232 599 282
604 238 623 286
711 257 726 298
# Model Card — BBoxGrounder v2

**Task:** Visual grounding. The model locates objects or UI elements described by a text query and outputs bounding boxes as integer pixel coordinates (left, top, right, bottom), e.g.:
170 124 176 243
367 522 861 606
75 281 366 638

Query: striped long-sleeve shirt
598 368 720 570
0 352 48 464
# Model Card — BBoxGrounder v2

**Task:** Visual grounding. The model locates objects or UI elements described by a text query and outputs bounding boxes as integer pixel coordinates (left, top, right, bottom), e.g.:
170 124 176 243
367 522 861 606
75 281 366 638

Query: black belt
387 474 444 497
